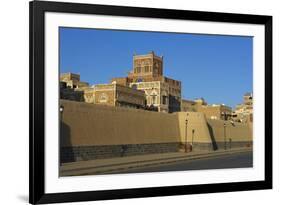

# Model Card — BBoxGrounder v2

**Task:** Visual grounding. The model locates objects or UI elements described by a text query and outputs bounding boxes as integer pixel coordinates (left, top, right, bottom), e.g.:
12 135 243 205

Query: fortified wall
60 100 252 162
206 119 252 149
60 100 181 162
177 112 214 151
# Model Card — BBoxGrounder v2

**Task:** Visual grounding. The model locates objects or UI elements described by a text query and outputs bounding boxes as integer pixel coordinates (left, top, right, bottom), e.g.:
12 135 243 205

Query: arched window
151 95 156 104
135 67 141 73
99 93 108 103
162 95 167 105
151 90 158 105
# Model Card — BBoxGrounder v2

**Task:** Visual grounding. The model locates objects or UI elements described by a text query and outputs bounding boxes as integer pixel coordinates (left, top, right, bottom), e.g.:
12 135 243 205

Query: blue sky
59 27 253 108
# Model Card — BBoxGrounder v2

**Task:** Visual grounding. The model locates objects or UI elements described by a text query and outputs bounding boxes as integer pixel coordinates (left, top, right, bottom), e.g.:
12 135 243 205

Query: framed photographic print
29 0 272 204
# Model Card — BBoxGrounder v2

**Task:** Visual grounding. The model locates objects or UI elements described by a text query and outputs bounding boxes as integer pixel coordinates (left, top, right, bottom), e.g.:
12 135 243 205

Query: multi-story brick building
181 99 198 112
93 83 146 109
198 104 232 120
111 51 181 113
181 97 232 120
129 81 169 112
60 72 89 89
60 81 84 102
60 73 146 109
232 93 253 123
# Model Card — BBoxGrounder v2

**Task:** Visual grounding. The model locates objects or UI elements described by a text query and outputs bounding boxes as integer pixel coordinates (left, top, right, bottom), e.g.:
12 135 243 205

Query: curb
61 148 252 176
99 149 252 175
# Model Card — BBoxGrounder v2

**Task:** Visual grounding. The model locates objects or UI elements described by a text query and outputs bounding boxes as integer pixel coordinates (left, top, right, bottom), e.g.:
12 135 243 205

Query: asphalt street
116 151 253 174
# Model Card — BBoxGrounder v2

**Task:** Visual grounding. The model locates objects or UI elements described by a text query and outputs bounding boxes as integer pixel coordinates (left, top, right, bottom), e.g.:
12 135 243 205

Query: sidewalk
60 147 252 176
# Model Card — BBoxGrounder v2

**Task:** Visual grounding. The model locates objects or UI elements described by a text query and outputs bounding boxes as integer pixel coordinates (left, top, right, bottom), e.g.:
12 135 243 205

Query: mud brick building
232 93 253 123
111 51 181 113
93 83 146 109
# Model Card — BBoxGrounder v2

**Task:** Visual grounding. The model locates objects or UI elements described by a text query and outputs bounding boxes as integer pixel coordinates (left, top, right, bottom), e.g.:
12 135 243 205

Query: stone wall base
61 141 253 163
61 142 180 163
214 141 252 150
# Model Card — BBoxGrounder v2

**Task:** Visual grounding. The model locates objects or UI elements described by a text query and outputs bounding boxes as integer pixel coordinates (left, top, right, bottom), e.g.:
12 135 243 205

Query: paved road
116 151 253 174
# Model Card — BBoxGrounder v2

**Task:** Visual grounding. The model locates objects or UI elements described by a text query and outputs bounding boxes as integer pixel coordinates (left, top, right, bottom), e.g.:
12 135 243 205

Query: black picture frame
29 0 272 204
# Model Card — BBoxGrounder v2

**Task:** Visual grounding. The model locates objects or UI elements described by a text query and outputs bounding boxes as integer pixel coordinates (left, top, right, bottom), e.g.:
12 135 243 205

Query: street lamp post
184 113 189 153
221 111 228 150
60 105 64 117
223 122 226 150
59 105 64 166
185 118 188 153
192 129 195 146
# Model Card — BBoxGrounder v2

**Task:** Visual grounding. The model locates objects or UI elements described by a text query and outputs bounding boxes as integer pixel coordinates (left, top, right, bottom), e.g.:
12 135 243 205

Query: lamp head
59 105 64 113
